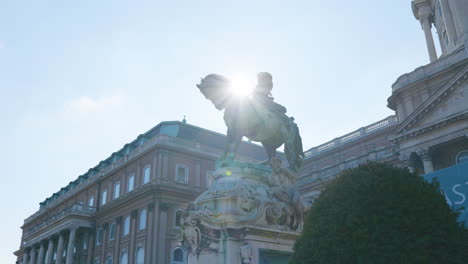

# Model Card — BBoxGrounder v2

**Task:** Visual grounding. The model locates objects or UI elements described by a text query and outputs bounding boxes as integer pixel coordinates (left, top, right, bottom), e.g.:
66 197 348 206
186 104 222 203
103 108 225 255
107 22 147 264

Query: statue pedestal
180 164 302 264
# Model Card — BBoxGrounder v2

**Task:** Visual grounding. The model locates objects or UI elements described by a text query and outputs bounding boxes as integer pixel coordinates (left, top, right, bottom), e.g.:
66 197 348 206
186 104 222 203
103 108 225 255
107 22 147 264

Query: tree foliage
291 163 468 264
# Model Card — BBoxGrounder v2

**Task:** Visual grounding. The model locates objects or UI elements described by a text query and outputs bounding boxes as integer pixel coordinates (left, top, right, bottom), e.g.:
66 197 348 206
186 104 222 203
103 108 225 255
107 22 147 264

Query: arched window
109 223 116 240
105 256 112 264
96 228 103 245
101 189 108 205
113 182 120 199
123 216 130 236
139 209 147 230
172 247 184 264
143 166 151 184
175 209 185 227
127 174 135 192
120 252 128 264
456 151 468 164
136 247 144 264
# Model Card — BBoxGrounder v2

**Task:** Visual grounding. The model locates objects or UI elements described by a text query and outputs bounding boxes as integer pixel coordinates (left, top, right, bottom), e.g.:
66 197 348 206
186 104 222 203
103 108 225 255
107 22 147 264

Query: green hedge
290 163 468 264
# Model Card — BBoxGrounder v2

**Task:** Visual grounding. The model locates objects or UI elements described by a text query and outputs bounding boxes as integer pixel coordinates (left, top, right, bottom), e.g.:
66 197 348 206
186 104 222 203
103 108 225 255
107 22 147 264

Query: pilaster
145 203 155 264
128 210 138 264
157 203 169 264
113 217 122 263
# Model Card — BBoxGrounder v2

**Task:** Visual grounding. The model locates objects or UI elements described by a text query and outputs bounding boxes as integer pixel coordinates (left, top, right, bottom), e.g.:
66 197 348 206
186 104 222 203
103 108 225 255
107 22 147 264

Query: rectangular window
175 165 188 184
113 182 120 199
128 174 135 192
88 195 94 207
101 189 107 205
143 166 151 184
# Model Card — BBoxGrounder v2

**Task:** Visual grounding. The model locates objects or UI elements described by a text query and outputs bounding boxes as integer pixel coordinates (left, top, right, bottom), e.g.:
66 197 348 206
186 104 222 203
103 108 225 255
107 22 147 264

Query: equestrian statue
197 72 304 172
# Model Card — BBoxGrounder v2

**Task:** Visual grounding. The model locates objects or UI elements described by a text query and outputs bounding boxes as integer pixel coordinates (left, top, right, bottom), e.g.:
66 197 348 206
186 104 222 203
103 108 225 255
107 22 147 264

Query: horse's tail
284 117 305 172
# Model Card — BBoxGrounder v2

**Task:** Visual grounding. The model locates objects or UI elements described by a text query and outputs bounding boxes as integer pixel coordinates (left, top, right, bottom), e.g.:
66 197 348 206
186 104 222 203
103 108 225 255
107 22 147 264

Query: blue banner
423 162 468 225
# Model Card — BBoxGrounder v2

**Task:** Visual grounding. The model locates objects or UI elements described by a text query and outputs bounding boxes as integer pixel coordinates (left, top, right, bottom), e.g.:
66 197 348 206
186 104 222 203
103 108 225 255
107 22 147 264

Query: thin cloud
65 95 125 113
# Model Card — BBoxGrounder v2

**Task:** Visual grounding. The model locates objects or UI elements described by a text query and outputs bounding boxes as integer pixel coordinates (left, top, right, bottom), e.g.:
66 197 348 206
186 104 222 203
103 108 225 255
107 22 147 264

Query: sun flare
229 74 255 97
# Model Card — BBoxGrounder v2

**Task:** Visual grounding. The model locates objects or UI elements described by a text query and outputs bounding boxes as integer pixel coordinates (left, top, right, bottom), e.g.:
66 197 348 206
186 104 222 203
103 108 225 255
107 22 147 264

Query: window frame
109 222 116 241
171 247 185 264
143 165 151 184
88 195 95 207
113 182 120 200
127 174 135 192
136 247 145 264
101 189 108 206
456 150 468 165
175 164 189 184
123 216 130 236
120 252 128 264
96 228 103 245
174 209 185 227
139 209 147 230
105 256 113 264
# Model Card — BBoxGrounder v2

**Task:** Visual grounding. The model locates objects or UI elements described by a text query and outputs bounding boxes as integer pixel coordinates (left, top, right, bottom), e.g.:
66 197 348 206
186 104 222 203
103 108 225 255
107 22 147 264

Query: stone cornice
391 46 466 93
391 111 468 143
394 65 468 135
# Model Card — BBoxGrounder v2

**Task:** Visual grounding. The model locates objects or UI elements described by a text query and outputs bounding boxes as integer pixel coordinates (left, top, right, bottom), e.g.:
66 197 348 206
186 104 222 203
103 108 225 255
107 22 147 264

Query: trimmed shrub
291 163 468 264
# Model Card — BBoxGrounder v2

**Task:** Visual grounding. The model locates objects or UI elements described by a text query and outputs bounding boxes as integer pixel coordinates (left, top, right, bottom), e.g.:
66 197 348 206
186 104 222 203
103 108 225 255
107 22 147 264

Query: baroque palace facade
15 0 468 264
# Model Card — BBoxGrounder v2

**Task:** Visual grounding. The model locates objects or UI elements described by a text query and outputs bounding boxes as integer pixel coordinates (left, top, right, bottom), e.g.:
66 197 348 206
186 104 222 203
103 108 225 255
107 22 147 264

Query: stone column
37 242 45 264
399 153 415 173
65 226 77 264
86 230 95 264
56 232 65 264
128 210 138 264
113 217 122 263
44 239 54 264
22 249 29 264
29 247 36 264
418 5 438 62
157 203 169 264
417 148 434 174
145 203 155 264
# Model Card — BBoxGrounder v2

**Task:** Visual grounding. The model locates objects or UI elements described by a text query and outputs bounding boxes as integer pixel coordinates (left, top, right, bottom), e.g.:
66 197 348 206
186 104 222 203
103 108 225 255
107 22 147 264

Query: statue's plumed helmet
196 74 230 103
257 72 272 81
197 74 229 91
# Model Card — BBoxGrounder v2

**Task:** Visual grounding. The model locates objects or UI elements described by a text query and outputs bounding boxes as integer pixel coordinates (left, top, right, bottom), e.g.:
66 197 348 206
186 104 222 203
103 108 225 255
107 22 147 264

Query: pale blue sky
1 0 432 262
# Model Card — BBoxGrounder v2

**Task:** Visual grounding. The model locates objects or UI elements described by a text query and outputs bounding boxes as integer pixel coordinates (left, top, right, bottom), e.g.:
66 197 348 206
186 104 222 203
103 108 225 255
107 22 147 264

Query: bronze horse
197 74 304 171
